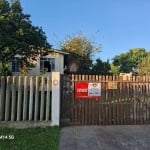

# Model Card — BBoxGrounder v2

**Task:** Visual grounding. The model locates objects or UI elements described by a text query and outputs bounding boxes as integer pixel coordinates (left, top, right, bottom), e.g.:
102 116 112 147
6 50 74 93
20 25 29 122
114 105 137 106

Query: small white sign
88 83 101 97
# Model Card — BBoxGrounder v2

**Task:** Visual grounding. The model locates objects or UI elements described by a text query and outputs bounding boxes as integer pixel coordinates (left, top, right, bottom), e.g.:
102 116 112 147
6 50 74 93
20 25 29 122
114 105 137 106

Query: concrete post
51 72 60 126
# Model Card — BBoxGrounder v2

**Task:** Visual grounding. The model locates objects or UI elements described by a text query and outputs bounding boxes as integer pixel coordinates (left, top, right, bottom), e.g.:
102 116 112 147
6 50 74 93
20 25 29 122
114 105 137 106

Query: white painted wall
12 52 65 76
55 54 64 74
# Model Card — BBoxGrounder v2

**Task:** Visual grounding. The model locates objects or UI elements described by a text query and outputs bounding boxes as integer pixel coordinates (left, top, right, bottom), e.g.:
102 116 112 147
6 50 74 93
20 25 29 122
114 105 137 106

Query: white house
11 49 69 76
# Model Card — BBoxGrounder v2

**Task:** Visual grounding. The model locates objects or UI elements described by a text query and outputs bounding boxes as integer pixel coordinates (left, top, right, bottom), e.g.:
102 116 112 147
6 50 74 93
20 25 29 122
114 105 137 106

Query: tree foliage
110 64 120 75
137 53 150 75
60 32 101 74
0 0 51 75
92 59 111 75
112 48 148 73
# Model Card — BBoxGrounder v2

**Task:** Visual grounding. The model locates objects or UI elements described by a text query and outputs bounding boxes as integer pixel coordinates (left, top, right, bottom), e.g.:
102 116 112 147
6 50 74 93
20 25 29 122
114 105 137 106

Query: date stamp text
0 135 15 140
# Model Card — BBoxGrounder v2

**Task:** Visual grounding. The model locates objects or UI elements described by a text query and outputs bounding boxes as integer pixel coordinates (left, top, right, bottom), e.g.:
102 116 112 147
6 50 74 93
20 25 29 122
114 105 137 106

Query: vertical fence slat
46 76 51 121
0 77 5 121
40 76 45 121
29 76 34 121
23 76 28 121
34 76 40 121
5 76 11 121
17 76 22 121
11 76 16 121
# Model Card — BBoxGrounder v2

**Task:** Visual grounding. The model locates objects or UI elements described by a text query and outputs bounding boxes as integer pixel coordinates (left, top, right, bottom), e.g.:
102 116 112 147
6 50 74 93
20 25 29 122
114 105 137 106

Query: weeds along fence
0 76 52 122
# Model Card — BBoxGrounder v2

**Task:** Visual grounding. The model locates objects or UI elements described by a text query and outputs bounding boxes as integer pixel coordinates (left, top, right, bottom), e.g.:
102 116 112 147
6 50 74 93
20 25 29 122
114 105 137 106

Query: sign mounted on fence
108 81 117 89
75 82 101 99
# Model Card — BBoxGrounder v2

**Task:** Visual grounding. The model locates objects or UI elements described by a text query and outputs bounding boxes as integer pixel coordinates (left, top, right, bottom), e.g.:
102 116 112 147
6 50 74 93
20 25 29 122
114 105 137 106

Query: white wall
55 54 64 74
12 52 65 76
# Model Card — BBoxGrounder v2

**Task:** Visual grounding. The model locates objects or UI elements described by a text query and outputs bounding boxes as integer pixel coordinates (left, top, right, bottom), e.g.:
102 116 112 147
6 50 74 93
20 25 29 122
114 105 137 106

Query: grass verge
0 127 60 150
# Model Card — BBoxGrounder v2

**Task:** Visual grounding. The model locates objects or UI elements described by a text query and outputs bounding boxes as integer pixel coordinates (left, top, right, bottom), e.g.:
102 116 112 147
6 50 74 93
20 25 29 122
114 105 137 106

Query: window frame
40 57 55 73
12 57 20 72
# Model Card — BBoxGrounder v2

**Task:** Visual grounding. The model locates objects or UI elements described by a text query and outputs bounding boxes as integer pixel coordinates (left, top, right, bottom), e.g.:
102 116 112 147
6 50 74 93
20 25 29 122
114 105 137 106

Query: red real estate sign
75 82 101 99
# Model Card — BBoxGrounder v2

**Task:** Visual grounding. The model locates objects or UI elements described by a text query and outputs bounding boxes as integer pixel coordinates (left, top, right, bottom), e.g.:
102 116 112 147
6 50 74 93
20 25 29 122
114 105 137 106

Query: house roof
14 48 69 58
49 49 69 55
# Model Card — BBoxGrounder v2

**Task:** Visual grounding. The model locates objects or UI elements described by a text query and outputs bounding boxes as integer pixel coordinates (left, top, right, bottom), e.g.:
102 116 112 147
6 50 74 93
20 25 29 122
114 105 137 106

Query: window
40 57 55 72
12 57 20 72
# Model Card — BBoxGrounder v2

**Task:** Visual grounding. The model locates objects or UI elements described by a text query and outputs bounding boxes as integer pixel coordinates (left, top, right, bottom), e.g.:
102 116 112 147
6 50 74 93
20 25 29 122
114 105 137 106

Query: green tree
112 48 148 73
92 59 111 75
60 32 101 74
0 0 51 75
110 64 120 75
137 53 150 75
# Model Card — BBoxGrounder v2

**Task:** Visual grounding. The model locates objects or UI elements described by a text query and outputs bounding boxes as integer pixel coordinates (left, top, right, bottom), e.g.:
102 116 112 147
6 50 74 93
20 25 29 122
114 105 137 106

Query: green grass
0 127 60 150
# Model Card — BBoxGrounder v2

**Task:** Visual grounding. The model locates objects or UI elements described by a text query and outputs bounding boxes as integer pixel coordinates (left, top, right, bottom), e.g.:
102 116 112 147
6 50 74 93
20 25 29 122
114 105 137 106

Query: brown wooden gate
60 74 150 125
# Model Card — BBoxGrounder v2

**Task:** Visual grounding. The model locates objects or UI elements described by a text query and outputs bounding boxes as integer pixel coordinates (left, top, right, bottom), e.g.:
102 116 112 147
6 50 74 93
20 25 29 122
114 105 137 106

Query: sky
20 0 150 61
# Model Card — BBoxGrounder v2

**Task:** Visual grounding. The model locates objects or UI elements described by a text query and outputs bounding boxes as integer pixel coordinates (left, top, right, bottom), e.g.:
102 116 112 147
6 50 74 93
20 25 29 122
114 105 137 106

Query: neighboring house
11 49 69 76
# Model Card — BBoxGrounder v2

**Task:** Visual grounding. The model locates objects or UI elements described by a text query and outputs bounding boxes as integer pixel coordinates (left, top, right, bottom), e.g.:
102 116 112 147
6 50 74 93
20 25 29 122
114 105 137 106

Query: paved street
59 125 150 150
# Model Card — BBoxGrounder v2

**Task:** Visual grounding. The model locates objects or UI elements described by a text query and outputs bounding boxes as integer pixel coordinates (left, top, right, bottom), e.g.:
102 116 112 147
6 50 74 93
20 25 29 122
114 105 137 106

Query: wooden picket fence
0 76 52 122
61 75 150 125
1 74 150 126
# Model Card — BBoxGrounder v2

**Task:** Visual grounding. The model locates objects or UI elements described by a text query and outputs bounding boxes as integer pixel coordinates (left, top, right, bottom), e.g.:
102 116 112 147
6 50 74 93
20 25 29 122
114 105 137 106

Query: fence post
51 72 60 126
